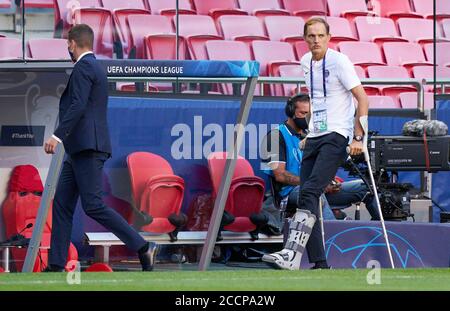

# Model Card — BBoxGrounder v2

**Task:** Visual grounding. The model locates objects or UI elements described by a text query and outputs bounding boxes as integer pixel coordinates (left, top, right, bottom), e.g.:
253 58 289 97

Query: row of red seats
10 0 450 20
127 151 266 239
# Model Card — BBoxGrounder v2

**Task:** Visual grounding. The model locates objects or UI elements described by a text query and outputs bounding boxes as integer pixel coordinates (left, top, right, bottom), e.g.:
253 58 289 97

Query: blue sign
97 60 260 78
0 125 45 146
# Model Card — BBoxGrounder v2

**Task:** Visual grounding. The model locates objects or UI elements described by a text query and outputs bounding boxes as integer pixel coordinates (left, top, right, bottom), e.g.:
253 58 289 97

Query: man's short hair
303 17 330 36
285 94 310 118
68 24 94 49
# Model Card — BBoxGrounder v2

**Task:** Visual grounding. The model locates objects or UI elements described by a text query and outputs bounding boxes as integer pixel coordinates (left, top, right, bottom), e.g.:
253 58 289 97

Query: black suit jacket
54 53 112 155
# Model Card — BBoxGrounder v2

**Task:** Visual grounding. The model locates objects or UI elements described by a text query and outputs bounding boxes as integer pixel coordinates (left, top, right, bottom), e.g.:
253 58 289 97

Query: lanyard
310 54 327 99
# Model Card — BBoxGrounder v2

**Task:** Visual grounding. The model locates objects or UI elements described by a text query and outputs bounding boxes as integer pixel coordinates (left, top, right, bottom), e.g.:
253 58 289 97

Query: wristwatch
353 135 363 142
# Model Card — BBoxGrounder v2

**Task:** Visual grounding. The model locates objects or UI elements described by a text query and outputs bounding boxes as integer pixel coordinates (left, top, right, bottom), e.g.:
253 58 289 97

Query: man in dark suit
44 24 157 272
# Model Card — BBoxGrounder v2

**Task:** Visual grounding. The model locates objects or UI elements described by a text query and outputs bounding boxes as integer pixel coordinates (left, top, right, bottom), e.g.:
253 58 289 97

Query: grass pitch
1 268 450 291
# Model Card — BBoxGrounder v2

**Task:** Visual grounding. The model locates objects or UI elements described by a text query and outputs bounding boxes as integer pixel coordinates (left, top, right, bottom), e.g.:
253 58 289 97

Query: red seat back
264 16 305 43
73 7 115 58
281 0 327 18
218 15 268 42
0 38 21 60
238 0 289 18
192 0 246 20
207 152 265 232
373 0 423 21
127 152 184 233
148 0 195 16
368 95 400 109
54 0 99 38
101 0 147 10
27 39 70 60
2 165 77 272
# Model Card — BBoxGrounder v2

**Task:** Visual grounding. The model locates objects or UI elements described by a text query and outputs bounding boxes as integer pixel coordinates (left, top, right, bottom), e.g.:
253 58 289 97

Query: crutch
359 116 395 269
318 195 325 249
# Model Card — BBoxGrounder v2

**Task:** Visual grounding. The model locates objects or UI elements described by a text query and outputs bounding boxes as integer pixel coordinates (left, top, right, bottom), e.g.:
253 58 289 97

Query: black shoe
43 265 64 272
138 242 158 271
333 209 347 220
310 264 332 270
310 260 331 270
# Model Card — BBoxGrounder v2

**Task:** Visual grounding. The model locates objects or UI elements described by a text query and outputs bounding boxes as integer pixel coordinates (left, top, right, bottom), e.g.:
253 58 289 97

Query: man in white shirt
263 17 369 270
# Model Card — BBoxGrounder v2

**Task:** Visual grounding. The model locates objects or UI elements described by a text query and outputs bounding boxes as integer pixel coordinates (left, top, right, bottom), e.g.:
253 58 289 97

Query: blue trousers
49 150 146 268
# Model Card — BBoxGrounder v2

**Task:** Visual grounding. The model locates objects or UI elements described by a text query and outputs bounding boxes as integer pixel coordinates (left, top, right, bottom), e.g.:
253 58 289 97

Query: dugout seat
337 41 386 69
0 0 12 8
382 42 433 74
207 152 267 240
127 152 186 241
397 18 437 45
399 92 434 109
1 165 78 272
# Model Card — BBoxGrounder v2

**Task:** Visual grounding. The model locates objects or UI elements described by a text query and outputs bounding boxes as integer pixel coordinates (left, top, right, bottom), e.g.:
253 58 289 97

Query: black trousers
49 150 147 268
298 132 348 263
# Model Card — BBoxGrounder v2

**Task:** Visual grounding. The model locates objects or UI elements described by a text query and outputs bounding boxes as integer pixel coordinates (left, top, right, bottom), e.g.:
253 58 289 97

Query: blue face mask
67 47 76 63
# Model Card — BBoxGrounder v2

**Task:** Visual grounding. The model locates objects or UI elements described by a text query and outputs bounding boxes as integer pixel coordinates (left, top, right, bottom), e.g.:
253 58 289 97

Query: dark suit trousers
49 150 146 268
298 132 348 263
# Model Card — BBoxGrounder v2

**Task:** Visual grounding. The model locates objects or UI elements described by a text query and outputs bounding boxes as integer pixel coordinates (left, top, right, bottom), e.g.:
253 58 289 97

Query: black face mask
293 117 308 130
67 47 76 63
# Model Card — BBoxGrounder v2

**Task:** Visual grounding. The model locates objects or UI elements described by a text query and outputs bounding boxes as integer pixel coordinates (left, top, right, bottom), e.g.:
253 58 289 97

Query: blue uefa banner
97 60 260 78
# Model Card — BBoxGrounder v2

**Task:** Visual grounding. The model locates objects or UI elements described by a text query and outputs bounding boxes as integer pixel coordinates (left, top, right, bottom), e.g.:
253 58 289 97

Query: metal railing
106 76 450 112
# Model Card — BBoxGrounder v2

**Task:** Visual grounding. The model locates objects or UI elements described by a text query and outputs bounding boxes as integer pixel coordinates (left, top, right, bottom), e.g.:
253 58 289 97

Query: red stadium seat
101 0 147 10
237 0 290 19
22 0 53 8
72 7 114 58
399 92 434 109
144 34 187 60
354 16 408 49
110 8 151 59
27 38 70 60
327 0 370 19
218 15 269 44
176 15 222 60
127 14 179 59
326 16 358 49
207 152 266 238
383 42 433 73
85 262 113 272
0 0 12 8
397 18 441 45
206 40 256 95
294 41 309 60
1 165 78 272
278 64 308 96
412 0 450 21
281 0 327 19
337 42 386 69
54 0 100 38
264 16 304 44
0 38 22 60
192 0 247 20
252 40 299 95
426 42 450 67
412 65 434 92
147 0 195 17
443 19 450 38
372 0 423 22
354 65 380 96
127 152 186 240
368 95 400 109
367 65 416 105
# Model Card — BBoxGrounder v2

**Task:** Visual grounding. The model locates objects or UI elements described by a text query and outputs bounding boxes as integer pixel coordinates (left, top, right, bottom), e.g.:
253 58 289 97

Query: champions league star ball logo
325 226 425 268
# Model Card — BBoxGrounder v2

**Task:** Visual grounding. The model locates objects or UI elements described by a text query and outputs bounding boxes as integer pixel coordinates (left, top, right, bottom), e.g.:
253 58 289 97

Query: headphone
285 94 310 118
